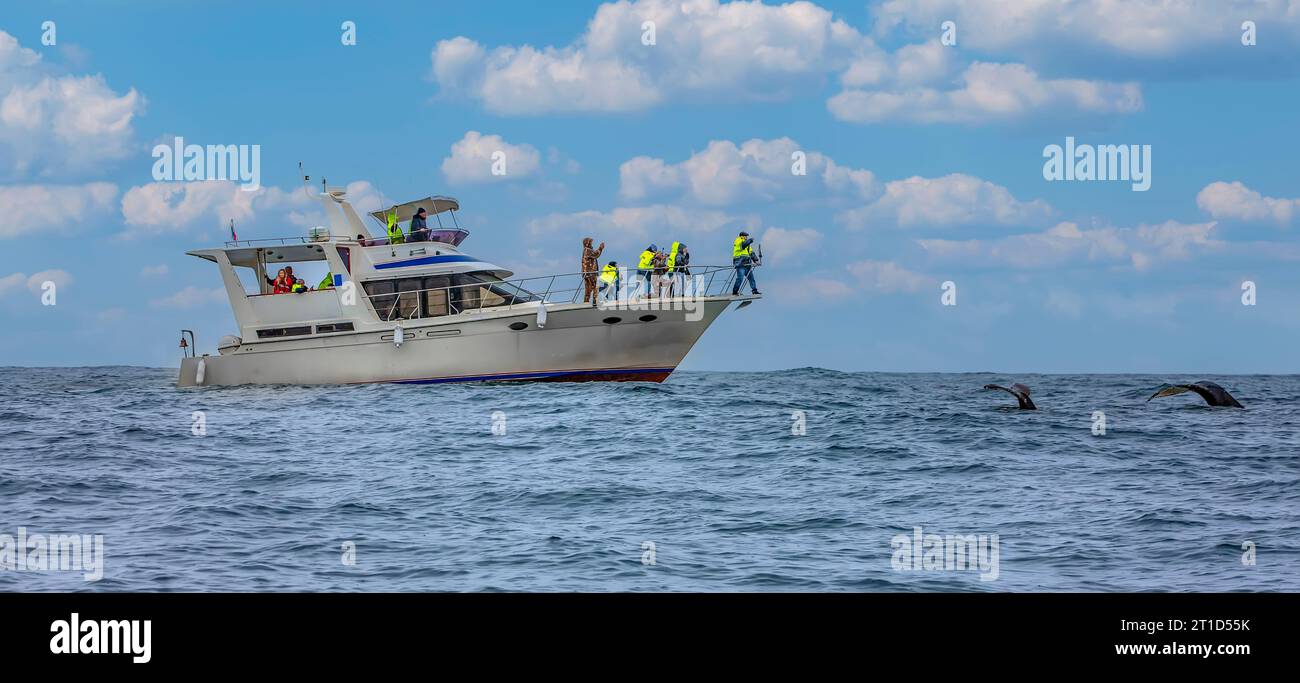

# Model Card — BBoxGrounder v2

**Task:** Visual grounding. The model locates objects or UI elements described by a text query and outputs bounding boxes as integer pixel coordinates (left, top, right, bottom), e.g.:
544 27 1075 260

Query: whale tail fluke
1147 381 1243 408
983 383 1037 410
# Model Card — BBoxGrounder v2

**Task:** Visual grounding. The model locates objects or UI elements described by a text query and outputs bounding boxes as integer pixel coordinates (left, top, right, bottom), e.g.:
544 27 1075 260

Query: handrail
225 228 473 249
356 264 758 322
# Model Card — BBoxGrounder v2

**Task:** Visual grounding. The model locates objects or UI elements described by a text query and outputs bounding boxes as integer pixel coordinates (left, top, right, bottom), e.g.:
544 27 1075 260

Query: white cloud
845 259 929 293
140 264 169 277
772 275 855 304
918 220 1221 270
620 137 876 205
120 181 313 236
760 227 822 266
0 182 117 237
0 271 26 296
1196 181 1298 226
2 269 74 298
430 0 866 115
0 31 144 177
528 204 754 248
27 269 73 292
440 131 541 184
838 173 1052 230
873 0 1300 61
829 62 1142 124
149 286 227 309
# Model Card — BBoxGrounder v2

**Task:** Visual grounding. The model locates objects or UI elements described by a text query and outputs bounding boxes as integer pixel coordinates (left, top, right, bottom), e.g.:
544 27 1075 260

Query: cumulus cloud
149 285 227 309
1196 181 1298 226
918 220 1221 270
838 173 1052 230
828 62 1142 124
873 0 1300 63
846 259 929 293
620 137 876 205
0 182 117 237
760 227 822 266
441 131 541 184
120 181 322 237
430 0 866 115
0 31 144 177
527 204 755 248
0 269 74 298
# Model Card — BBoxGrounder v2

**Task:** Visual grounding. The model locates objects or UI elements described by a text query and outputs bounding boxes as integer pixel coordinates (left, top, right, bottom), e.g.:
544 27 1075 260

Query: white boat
176 187 760 386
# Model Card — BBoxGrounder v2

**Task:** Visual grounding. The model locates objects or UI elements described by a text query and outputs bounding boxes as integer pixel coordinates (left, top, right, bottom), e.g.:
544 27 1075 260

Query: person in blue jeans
731 231 760 296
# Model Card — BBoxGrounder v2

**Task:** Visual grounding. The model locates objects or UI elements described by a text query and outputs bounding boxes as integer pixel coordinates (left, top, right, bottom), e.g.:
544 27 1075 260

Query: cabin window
337 247 351 274
315 322 355 334
422 276 450 317
363 280 397 321
364 271 535 320
395 278 421 319
256 326 312 339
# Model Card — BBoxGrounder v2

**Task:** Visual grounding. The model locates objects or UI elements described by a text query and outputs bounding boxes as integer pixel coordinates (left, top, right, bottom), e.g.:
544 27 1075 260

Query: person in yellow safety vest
317 272 334 290
665 241 684 296
637 244 657 297
386 208 405 244
731 231 760 296
598 261 620 302
291 278 308 293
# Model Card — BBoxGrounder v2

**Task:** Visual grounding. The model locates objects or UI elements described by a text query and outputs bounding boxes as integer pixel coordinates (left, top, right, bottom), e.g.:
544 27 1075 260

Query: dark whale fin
983 383 1037 410
1146 381 1243 408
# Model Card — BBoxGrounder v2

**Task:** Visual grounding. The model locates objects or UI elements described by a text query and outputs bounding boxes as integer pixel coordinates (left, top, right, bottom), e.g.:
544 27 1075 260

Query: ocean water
1 367 1296 592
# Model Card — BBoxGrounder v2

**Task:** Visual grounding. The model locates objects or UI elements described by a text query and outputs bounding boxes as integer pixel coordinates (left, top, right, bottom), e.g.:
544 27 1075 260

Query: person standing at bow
731 231 760 296
637 244 658 298
581 237 605 305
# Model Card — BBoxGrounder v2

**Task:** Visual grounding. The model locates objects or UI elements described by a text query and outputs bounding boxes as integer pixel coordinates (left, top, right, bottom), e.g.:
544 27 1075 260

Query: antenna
299 162 312 198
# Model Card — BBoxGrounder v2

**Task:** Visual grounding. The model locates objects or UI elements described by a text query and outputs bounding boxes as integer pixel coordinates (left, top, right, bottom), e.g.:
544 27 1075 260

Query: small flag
230 219 237 242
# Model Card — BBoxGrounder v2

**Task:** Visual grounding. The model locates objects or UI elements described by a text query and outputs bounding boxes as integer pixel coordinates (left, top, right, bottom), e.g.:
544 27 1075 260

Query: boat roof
188 243 329 267
369 196 459 224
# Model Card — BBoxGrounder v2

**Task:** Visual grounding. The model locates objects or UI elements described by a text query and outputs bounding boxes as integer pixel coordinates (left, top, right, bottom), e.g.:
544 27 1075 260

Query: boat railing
225 228 471 249
361 264 759 322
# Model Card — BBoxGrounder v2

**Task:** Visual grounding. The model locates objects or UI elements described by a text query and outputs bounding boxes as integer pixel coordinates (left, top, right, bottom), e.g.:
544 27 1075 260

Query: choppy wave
0 366 1296 592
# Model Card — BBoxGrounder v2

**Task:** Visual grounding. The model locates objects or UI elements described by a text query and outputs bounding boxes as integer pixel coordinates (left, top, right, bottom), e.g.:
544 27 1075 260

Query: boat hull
177 297 737 387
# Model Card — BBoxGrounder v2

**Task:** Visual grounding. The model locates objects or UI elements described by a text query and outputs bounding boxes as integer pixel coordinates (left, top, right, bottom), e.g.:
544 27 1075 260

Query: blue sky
1 0 1298 372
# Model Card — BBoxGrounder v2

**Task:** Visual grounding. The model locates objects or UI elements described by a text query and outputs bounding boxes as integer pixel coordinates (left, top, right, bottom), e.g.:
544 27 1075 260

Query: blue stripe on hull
374 254 479 270
390 367 675 384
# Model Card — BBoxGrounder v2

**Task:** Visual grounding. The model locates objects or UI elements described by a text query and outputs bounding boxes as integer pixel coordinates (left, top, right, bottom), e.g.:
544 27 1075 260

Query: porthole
638 315 657 322
602 317 622 324
509 322 528 331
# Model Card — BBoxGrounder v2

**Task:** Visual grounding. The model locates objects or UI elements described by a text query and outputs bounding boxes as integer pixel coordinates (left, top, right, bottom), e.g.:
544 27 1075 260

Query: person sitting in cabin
291 278 308 293
409 207 429 243
356 234 369 247
270 268 291 294
317 272 334 290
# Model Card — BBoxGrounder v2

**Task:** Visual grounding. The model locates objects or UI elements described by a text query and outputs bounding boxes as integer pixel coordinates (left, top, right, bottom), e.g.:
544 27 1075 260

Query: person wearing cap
731 231 760 296
581 236 606 305
409 207 429 242
637 243 658 297
598 261 620 302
